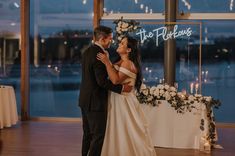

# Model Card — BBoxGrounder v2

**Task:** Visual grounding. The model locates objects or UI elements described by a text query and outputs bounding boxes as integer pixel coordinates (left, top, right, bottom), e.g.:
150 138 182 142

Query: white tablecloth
0 85 18 129
141 100 208 149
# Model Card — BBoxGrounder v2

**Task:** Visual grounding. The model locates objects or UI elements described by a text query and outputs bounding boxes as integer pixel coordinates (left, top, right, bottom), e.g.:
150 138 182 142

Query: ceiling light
14 2 20 8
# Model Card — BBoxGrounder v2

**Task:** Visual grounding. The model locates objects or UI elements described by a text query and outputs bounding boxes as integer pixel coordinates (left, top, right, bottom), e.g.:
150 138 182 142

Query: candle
195 83 199 94
190 83 194 94
204 142 211 152
174 82 178 90
205 70 208 77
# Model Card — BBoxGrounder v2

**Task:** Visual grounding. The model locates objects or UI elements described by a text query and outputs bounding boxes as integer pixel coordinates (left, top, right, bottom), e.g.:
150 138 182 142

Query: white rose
170 86 177 92
153 90 160 96
170 92 176 97
117 36 122 41
159 89 164 95
205 96 212 102
164 84 170 90
150 86 157 94
121 22 129 29
118 22 122 26
143 89 148 96
147 96 153 102
116 27 121 31
164 92 171 100
157 84 164 90
181 95 186 100
122 28 128 32
188 95 195 101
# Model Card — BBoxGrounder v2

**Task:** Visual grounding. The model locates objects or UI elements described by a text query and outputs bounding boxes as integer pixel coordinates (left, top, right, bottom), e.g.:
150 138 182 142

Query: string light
82 0 87 5
145 6 148 13
14 2 20 8
230 0 234 11
181 0 191 10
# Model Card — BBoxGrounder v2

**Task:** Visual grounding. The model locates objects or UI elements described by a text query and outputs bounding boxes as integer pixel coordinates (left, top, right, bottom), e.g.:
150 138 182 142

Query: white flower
122 28 128 32
150 86 157 94
116 27 121 31
147 96 153 102
159 89 164 95
117 30 122 34
117 36 123 41
181 95 186 100
164 92 171 100
164 84 170 90
170 91 176 97
143 89 148 96
170 86 177 92
188 95 195 101
195 94 202 98
172 101 177 106
118 22 122 27
153 89 160 96
205 96 212 102
121 22 129 29
140 83 147 90
157 84 164 90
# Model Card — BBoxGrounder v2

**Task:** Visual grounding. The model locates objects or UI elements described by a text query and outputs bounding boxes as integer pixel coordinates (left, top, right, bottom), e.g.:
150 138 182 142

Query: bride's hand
97 52 110 65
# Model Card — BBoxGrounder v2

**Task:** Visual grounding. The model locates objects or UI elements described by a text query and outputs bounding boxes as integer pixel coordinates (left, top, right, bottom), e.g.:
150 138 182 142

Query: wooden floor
0 121 235 156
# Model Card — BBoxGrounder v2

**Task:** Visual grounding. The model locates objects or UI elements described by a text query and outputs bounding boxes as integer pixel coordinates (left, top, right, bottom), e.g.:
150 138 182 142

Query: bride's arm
97 53 128 85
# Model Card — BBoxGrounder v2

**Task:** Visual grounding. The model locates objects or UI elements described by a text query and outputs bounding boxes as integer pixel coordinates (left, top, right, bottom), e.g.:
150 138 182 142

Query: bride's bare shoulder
120 60 137 74
114 60 122 66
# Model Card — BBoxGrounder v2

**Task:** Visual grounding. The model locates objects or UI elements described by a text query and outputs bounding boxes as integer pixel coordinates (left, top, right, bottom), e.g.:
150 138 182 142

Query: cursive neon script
136 25 192 46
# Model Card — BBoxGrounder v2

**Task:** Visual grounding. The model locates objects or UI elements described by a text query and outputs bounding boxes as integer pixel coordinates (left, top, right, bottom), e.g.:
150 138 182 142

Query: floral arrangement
113 16 141 41
136 83 221 146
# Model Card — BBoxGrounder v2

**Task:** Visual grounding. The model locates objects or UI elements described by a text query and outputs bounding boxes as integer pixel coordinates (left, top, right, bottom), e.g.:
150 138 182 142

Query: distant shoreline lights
136 25 193 46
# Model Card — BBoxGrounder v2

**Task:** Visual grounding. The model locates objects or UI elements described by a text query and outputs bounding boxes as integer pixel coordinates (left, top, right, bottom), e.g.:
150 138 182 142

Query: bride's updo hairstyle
125 36 143 92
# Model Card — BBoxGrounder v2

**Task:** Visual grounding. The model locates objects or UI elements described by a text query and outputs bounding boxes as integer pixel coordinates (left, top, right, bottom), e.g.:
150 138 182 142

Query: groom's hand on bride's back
122 82 133 92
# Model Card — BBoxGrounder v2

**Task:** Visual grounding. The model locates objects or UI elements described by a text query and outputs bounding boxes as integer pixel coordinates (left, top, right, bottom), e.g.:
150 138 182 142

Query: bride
97 36 156 156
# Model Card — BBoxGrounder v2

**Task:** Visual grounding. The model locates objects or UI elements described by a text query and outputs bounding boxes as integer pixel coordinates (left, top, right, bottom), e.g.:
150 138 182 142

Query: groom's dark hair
94 25 113 41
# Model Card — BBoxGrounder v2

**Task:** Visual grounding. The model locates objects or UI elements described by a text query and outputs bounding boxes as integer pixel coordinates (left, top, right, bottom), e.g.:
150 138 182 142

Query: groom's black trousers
81 108 107 156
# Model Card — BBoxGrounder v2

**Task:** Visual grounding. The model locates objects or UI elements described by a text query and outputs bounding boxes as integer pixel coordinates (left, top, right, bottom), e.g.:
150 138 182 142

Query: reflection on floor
0 121 234 156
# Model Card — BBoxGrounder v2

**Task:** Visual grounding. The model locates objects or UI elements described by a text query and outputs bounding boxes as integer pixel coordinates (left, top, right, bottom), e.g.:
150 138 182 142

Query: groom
79 25 132 156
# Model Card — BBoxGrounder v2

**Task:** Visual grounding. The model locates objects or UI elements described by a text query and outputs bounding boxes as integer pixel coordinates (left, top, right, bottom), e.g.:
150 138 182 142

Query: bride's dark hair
125 36 143 92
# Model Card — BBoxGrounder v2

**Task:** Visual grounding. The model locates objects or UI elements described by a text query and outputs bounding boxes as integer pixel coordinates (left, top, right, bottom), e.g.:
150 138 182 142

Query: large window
29 0 93 117
199 20 235 122
0 0 21 114
8 0 234 122
102 0 235 123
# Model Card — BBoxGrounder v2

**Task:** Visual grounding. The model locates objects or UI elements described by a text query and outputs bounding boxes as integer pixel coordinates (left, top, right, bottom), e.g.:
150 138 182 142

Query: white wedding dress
101 65 156 156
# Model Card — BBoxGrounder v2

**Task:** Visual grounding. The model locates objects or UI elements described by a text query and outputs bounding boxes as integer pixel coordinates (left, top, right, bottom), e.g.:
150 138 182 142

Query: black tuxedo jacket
79 44 122 111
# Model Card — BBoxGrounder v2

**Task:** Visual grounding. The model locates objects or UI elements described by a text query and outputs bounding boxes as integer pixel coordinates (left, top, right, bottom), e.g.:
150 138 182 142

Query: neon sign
136 25 192 46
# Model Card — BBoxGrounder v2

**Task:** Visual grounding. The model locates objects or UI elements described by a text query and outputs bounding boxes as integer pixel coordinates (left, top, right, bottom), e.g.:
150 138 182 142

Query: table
141 100 211 150
0 85 18 129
